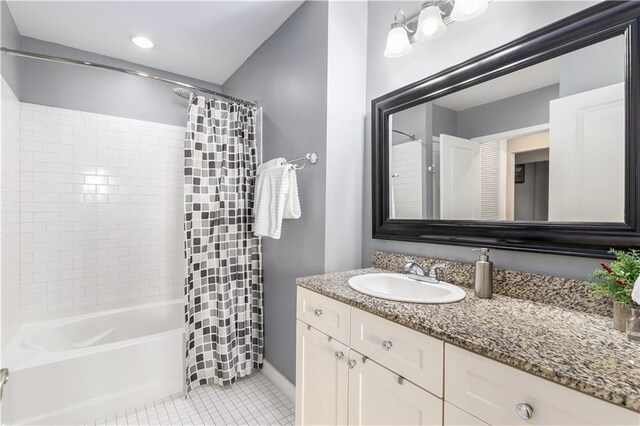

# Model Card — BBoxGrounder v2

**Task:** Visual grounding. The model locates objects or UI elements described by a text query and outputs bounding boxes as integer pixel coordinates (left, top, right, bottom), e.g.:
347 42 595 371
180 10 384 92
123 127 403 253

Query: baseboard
261 360 295 402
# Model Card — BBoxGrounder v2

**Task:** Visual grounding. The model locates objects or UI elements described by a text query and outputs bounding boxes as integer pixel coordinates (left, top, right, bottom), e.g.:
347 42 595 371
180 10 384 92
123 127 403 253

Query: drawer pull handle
516 403 534 420
347 359 357 369
335 351 344 360
314 309 323 317
382 340 393 351
397 376 404 385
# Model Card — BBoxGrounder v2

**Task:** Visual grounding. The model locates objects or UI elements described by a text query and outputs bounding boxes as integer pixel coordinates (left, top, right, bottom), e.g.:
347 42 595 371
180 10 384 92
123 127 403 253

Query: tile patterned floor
91 372 295 426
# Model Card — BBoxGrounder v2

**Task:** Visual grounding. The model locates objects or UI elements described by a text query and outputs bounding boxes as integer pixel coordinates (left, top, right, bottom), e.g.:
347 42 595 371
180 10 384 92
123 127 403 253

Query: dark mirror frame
372 1 640 258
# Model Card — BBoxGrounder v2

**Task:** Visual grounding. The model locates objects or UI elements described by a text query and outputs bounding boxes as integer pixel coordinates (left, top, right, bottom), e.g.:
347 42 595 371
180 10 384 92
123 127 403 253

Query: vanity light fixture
416 2 447 41
384 10 413 58
451 0 489 21
384 0 490 58
130 36 154 49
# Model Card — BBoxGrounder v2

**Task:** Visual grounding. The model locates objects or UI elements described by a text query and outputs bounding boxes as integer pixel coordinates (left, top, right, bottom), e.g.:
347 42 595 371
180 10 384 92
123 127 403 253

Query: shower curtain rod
0 47 258 108
392 129 416 141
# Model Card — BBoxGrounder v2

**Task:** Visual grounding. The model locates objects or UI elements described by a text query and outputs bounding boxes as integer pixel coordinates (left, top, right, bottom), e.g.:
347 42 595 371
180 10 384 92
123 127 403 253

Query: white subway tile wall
19 103 186 314
1 78 22 338
391 140 424 219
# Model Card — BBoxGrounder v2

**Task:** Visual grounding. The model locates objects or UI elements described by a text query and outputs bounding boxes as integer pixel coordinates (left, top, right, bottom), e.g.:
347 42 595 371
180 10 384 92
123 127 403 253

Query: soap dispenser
473 248 493 299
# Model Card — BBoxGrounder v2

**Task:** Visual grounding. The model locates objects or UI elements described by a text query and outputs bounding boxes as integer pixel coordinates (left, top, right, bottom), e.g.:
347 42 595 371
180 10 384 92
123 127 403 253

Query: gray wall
18 37 223 126
559 35 625 97
432 104 457 137
223 1 329 383
456 84 559 139
0 0 21 95
364 1 603 280
323 0 367 273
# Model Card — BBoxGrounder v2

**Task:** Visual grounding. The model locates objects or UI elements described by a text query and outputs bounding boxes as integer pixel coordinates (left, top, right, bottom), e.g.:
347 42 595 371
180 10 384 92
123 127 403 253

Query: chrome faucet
403 259 445 284
403 260 425 277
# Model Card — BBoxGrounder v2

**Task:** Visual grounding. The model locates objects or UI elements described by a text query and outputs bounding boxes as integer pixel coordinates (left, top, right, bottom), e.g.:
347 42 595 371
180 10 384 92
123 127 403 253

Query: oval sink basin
348 273 466 304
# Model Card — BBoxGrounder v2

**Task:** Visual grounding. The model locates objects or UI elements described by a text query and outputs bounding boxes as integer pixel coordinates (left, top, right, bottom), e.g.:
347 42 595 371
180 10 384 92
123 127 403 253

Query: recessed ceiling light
130 36 154 49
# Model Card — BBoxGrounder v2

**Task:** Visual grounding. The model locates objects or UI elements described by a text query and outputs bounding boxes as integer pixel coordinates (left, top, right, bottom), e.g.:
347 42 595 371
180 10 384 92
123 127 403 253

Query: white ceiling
7 1 303 85
433 58 560 111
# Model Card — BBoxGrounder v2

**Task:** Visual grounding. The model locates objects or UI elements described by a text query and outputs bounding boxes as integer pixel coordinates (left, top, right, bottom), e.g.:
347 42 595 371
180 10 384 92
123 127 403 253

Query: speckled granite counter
297 268 640 413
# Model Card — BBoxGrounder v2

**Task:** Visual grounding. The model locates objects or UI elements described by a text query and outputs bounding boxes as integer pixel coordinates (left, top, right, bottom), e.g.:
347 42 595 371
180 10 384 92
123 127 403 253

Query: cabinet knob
347 359 357 369
382 340 393 351
314 308 323 317
516 403 534 420
335 351 344 360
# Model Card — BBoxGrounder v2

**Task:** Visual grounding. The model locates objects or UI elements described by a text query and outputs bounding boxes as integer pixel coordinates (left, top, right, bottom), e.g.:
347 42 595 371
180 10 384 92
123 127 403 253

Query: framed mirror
371 2 640 257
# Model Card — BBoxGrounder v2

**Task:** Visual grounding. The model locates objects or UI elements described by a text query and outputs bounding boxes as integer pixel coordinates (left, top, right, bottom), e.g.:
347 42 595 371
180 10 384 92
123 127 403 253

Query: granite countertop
297 268 640 413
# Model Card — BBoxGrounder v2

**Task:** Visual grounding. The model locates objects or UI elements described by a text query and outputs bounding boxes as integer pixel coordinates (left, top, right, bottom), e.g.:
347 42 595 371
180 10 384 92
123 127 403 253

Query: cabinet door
295 320 349 426
444 402 487 426
348 350 442 426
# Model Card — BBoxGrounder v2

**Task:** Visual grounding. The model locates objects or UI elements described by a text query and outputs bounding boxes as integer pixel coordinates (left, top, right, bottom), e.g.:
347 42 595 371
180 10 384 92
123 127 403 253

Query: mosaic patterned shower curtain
183 96 263 391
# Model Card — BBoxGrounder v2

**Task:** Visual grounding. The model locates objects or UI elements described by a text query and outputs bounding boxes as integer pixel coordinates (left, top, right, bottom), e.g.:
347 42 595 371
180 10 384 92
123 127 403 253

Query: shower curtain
183 95 263 391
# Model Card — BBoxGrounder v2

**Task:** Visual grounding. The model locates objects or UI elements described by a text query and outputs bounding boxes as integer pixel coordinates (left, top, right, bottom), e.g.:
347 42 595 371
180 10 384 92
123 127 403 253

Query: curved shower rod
0 46 258 108
392 129 416 141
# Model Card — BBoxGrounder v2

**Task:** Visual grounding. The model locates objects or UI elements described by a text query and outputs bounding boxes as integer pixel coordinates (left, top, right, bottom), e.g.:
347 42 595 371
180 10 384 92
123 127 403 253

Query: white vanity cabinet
348 352 442 426
295 320 349 426
296 287 640 426
444 344 639 425
296 288 443 426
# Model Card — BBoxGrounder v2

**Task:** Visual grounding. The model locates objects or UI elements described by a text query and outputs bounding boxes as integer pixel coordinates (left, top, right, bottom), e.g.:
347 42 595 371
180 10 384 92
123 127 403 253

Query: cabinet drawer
297 287 350 345
350 308 444 397
445 344 639 425
348 350 442 426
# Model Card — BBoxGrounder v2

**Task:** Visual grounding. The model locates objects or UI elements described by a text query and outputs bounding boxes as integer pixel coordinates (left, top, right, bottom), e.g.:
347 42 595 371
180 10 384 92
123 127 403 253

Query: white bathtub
3 299 185 425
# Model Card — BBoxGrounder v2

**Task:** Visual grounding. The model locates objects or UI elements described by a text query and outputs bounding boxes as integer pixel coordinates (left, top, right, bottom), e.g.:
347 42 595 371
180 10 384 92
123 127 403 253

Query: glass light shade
384 25 413 58
450 0 488 22
130 36 154 49
416 5 446 41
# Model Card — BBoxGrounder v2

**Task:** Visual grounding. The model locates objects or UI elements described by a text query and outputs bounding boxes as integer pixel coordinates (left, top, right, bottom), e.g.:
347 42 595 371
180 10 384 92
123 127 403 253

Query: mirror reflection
389 36 625 223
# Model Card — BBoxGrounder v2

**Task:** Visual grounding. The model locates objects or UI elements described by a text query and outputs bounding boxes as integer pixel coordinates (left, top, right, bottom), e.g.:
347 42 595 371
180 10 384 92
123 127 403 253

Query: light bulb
130 36 154 49
451 0 488 22
416 5 446 41
384 24 412 58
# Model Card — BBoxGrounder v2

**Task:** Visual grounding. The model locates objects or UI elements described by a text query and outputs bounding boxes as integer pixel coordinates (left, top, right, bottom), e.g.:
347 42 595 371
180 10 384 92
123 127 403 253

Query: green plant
592 249 640 307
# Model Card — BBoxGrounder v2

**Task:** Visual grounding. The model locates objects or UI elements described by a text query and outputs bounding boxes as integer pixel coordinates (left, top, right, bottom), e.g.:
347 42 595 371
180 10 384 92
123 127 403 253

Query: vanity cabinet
350 308 443 397
295 320 349 426
297 286 351 345
445 344 639 425
296 288 640 426
348 351 442 426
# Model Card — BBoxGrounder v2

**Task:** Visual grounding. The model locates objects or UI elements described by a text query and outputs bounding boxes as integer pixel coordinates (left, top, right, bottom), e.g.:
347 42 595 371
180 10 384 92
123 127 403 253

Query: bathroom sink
348 273 466 304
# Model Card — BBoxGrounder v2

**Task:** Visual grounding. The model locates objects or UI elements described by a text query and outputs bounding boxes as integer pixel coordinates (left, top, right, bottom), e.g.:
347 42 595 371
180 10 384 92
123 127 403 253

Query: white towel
257 158 286 175
283 168 301 219
255 165 290 239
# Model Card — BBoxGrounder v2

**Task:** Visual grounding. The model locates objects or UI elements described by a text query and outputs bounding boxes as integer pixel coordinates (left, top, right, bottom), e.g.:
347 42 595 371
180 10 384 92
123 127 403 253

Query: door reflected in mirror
389 35 625 223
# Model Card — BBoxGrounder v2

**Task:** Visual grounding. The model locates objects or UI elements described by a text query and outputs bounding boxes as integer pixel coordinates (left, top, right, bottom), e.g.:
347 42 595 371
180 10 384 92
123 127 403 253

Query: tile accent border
372 250 612 317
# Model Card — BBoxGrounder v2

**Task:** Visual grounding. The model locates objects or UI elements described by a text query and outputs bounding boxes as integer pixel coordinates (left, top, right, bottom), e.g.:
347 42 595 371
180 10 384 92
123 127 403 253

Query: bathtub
3 299 185 425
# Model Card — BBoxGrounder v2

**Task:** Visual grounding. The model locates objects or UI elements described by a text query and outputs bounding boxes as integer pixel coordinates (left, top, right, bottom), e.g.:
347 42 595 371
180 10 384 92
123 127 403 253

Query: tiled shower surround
19 103 185 314
1 78 21 337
